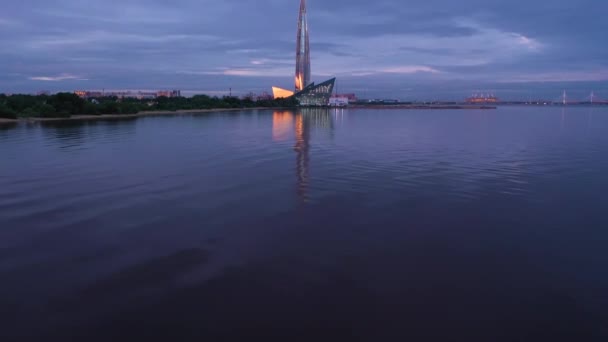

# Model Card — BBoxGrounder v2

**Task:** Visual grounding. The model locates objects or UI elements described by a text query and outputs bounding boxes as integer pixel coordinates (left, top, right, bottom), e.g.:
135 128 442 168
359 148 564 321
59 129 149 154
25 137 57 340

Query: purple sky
1 0 606 100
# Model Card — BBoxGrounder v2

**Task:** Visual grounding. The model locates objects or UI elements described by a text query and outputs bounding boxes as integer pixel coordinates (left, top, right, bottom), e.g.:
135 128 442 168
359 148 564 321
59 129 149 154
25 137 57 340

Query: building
271 1 336 106
75 90 104 98
157 90 181 98
329 96 349 107
335 93 357 102
295 0 311 92
296 78 335 106
272 87 295 99
465 93 499 104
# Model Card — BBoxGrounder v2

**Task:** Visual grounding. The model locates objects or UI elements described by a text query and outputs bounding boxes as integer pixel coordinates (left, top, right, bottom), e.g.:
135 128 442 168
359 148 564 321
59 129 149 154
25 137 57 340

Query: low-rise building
329 97 349 107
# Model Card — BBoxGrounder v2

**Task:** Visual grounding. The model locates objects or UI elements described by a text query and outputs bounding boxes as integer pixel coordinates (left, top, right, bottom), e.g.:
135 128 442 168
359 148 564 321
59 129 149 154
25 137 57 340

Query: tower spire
295 0 311 92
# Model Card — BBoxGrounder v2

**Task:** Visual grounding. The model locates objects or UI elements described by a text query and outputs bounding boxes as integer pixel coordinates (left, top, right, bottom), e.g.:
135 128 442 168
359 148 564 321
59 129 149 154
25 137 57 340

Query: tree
99 101 119 114
48 93 85 115
0 104 17 119
118 102 141 114
37 104 58 118
83 102 99 115
6 95 41 113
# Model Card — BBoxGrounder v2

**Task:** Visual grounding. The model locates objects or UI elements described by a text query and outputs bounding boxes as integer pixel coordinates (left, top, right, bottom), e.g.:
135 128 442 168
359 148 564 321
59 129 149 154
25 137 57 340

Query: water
1 107 607 341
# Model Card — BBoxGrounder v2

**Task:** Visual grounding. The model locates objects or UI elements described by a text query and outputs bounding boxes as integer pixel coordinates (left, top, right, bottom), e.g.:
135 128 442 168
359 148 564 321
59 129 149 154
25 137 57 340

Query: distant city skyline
0 0 606 99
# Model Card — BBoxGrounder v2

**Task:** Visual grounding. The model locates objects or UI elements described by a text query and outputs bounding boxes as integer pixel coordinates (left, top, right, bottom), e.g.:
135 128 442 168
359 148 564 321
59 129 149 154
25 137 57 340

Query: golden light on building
295 74 304 92
272 87 295 99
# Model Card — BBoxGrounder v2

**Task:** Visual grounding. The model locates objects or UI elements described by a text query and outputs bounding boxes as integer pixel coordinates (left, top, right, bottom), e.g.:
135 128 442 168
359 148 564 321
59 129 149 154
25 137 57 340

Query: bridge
554 90 608 105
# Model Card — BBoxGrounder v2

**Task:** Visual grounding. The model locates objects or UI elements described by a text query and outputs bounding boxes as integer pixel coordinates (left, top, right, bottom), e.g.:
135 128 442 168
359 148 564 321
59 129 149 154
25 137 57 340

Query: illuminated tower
295 0 311 92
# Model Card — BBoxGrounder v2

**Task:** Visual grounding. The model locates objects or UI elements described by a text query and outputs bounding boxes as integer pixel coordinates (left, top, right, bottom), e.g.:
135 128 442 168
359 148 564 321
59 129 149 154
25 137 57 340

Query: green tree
0 104 17 119
118 102 141 114
83 101 99 115
37 104 58 118
99 101 119 114
48 93 85 115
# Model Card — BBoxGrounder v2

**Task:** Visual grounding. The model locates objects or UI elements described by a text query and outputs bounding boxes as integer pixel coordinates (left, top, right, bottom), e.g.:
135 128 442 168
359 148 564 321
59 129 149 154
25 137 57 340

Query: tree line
0 93 298 119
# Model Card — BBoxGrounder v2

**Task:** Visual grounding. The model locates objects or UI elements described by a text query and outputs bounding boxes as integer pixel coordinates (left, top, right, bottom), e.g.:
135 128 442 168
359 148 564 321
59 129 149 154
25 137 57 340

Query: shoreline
0 104 497 125
0 107 285 124
0 118 17 124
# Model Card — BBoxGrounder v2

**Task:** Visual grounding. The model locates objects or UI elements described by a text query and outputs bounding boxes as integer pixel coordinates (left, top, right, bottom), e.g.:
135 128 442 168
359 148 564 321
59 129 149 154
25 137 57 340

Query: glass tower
295 0 311 92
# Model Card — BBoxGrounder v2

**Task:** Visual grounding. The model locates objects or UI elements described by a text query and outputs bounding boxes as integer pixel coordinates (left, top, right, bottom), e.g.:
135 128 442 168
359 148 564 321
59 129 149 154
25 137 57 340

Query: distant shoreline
0 104 498 125
349 104 497 110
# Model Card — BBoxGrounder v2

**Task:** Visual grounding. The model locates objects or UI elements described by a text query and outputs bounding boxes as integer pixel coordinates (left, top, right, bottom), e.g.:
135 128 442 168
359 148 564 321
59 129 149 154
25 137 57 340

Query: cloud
24 31 219 50
382 66 441 74
0 0 606 98
498 70 608 83
181 67 293 78
28 74 87 82
250 58 293 66
514 34 542 51
221 69 264 77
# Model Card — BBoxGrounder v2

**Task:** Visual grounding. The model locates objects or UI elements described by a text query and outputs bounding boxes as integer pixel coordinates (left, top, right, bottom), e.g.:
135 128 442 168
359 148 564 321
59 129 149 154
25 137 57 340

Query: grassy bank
0 92 298 120
14 107 289 123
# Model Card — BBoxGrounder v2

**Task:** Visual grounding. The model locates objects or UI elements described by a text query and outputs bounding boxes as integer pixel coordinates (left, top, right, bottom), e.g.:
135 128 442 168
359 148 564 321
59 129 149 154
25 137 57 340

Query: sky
1 0 607 100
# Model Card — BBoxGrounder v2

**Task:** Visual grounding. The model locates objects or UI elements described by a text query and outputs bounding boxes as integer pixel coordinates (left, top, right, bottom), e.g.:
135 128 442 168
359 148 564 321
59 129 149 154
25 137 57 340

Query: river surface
1 107 608 341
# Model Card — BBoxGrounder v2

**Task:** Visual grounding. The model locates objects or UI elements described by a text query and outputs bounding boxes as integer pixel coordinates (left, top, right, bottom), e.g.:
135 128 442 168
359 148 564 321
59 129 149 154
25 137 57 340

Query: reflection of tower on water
295 113 310 202
294 108 334 203
273 109 335 203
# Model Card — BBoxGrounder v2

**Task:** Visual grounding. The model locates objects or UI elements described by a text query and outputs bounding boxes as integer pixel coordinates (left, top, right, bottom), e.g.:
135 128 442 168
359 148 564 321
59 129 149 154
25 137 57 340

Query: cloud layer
1 0 606 99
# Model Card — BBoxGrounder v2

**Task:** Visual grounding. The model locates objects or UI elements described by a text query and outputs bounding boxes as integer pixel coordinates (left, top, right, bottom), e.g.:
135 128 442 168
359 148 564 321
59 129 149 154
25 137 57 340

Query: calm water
1 107 608 341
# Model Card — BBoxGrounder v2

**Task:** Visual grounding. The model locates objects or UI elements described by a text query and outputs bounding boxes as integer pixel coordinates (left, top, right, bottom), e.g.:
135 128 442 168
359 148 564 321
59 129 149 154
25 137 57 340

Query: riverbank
0 107 287 124
0 118 17 124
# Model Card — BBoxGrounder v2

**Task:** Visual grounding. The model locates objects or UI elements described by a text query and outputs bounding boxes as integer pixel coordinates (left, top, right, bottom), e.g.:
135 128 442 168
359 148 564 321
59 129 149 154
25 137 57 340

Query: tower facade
295 0 311 92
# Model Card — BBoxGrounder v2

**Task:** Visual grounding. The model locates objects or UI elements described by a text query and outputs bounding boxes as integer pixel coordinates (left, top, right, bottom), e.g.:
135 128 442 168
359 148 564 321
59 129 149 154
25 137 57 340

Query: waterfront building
272 87 295 99
271 1 336 106
335 93 357 102
295 0 311 92
296 78 336 106
465 93 499 104
329 96 349 107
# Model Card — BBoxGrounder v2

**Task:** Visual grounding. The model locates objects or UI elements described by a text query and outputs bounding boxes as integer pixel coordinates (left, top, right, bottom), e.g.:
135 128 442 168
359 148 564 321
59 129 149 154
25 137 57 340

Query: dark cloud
0 0 606 99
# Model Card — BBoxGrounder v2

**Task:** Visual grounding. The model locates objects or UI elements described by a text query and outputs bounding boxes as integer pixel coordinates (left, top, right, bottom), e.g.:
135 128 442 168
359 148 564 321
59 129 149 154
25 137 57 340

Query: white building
329 97 349 107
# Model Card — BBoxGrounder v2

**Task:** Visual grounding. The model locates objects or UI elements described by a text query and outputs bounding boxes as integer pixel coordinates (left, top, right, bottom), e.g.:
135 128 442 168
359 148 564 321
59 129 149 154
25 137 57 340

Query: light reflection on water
1 107 608 340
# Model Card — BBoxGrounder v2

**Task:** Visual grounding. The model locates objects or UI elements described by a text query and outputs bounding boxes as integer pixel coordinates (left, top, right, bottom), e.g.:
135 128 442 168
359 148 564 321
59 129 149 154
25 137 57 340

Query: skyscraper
272 0 336 105
295 0 311 92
